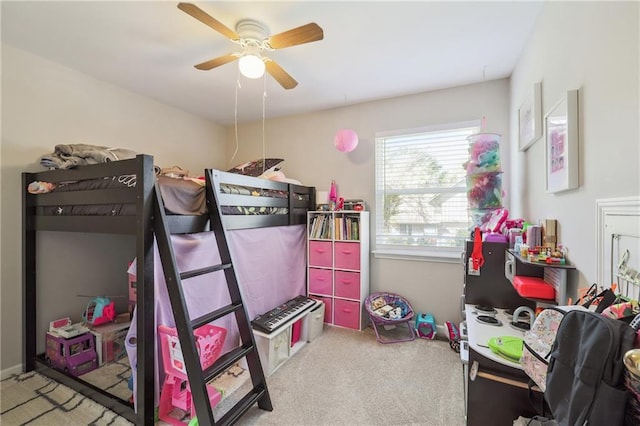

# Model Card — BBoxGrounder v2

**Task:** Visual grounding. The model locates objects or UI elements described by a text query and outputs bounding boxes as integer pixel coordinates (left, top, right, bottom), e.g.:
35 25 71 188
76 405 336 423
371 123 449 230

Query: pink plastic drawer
308 268 333 295
334 299 361 330
311 296 333 324
309 241 333 267
334 270 360 299
334 242 360 270
513 276 555 300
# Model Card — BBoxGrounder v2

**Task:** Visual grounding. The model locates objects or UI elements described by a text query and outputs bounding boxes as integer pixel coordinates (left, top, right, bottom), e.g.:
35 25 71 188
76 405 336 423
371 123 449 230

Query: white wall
228 79 512 328
1 44 226 372
509 2 639 296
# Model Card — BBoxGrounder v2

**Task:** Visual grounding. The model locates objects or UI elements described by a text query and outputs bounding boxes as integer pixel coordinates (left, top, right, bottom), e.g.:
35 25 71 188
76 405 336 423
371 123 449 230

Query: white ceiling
1 1 543 126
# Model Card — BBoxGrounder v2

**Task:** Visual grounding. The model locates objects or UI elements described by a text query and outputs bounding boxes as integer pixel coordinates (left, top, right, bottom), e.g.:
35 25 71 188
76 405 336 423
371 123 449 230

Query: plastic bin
306 301 325 342
158 324 227 378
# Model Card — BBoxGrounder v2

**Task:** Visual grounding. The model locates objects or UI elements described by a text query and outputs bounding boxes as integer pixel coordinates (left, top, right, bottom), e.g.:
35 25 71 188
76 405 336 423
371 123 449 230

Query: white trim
1 363 24 379
372 248 462 264
595 196 640 287
375 120 481 139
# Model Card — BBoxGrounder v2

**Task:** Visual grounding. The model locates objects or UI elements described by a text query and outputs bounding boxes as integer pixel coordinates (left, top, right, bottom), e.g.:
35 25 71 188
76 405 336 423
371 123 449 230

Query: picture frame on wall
545 89 579 194
518 82 542 151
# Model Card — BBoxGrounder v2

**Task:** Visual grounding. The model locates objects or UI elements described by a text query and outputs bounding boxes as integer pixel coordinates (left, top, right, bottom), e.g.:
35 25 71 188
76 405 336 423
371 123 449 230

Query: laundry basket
364 292 416 344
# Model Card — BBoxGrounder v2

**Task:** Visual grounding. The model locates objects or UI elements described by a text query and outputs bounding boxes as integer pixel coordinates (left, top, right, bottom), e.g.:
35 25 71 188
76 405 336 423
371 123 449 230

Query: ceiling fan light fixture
239 54 265 79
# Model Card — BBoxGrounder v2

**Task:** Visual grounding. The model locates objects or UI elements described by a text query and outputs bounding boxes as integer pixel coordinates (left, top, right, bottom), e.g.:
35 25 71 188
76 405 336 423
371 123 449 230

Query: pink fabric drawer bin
308 268 333 295
309 241 333 267
334 242 360 270
311 296 333 324
334 270 360 300
334 299 361 330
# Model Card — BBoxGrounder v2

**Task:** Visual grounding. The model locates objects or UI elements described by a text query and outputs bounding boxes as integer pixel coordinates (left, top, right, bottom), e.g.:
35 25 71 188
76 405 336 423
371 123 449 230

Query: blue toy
415 313 437 339
82 296 116 326
394 299 410 317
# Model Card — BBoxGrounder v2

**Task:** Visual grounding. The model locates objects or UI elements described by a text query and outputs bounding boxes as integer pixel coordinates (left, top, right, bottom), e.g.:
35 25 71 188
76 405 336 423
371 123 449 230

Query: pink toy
158 324 227 425
329 180 338 210
484 208 509 233
469 207 510 234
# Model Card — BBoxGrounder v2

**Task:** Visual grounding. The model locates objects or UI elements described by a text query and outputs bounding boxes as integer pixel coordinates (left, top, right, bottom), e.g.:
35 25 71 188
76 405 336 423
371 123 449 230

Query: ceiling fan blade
265 60 298 90
267 23 324 49
194 54 238 70
178 2 239 41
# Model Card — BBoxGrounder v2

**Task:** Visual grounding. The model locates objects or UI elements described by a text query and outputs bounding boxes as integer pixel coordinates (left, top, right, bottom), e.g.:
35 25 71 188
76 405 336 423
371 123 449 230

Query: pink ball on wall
334 129 359 152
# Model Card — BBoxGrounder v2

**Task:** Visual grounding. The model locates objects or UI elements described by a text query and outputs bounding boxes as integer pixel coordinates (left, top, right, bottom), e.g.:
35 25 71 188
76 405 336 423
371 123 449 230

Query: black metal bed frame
22 154 315 425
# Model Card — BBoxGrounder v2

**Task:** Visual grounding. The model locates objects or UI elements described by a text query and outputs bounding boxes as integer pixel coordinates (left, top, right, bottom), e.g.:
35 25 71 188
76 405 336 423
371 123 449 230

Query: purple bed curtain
125 225 307 407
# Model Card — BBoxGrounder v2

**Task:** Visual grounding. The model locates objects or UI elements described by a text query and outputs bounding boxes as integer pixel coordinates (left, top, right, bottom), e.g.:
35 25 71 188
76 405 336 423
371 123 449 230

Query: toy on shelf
79 295 125 326
158 324 227 426
45 317 98 376
329 180 338 211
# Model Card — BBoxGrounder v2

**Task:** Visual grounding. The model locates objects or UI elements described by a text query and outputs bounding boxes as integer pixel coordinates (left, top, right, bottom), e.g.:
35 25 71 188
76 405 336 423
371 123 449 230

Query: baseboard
1 363 24 379
436 324 447 340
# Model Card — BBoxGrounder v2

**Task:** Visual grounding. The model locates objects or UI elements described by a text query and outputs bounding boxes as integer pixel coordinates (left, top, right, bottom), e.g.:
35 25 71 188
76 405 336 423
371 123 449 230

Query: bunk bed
22 154 316 425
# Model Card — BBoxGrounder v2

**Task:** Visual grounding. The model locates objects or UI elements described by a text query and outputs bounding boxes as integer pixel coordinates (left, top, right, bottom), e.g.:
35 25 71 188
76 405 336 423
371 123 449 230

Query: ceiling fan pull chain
262 74 267 172
231 76 240 162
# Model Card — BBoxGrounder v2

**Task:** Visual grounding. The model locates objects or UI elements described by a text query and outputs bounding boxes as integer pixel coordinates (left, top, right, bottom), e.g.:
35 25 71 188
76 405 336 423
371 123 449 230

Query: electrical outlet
468 258 480 276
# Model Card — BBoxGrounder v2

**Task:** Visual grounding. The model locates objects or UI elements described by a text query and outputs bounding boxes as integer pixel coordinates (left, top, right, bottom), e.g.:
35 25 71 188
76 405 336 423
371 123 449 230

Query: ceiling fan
178 2 324 89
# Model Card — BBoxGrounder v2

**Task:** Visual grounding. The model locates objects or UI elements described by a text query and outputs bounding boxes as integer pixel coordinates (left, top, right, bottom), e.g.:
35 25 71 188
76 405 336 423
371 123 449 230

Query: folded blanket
40 143 138 169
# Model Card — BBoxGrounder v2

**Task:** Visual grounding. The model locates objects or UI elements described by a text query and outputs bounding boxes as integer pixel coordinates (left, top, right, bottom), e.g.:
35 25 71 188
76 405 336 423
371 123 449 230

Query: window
374 121 480 260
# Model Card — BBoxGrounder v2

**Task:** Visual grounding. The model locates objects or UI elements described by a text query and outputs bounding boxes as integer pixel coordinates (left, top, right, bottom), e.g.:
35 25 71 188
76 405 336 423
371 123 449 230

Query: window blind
375 121 480 256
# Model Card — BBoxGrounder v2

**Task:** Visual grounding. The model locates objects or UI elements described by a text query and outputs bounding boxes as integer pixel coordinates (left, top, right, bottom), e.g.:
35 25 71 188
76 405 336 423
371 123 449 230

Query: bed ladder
152 170 272 426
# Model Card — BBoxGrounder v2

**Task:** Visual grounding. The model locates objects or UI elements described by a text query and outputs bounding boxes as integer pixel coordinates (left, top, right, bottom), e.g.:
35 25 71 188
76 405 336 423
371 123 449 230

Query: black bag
545 310 635 426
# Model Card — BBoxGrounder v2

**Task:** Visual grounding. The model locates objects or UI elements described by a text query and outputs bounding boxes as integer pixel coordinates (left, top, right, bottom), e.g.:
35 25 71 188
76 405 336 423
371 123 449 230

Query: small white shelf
252 302 318 376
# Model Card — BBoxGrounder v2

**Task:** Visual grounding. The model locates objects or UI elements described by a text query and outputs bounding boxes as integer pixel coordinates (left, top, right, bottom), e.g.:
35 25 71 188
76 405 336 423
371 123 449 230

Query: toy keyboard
251 295 317 334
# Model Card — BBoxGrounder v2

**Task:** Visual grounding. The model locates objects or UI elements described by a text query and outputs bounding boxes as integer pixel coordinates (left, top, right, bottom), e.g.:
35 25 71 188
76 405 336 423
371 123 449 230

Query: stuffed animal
466 137 501 175
467 172 504 209
477 151 499 169
388 307 403 319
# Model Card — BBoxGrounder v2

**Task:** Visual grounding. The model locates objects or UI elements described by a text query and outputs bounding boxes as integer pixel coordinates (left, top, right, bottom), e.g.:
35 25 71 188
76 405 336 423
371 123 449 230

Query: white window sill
372 248 463 264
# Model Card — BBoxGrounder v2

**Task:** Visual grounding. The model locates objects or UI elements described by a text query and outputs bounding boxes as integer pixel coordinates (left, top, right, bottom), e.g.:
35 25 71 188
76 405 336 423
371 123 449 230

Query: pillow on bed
259 169 286 182
260 169 303 185
226 158 284 177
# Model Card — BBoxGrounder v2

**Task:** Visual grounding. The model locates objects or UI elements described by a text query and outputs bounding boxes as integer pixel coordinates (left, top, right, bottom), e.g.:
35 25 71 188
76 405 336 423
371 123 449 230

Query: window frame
373 120 481 262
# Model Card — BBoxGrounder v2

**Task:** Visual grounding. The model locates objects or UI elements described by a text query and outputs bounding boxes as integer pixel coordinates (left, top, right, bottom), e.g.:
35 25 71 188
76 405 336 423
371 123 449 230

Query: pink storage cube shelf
334 242 360 270
334 270 360 299
334 299 360 329
308 268 333 295
309 241 332 267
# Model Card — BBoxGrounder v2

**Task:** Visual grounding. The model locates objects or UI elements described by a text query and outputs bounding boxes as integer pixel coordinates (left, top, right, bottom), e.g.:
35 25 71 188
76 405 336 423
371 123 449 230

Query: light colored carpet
1 326 465 425
236 326 466 426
